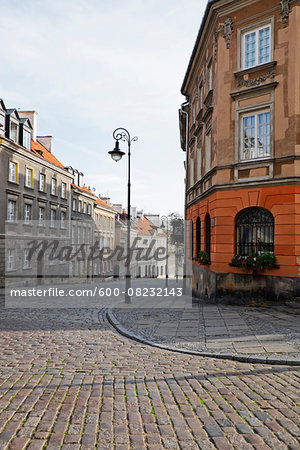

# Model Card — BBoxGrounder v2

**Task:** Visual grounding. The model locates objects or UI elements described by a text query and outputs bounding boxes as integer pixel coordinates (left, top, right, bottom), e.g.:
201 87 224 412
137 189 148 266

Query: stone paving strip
108 298 300 365
0 307 299 448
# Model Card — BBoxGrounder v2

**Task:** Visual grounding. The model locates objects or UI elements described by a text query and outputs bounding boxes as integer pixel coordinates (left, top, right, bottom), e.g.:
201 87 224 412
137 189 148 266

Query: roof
136 216 157 236
31 139 65 169
72 184 114 211
95 197 113 210
181 0 219 95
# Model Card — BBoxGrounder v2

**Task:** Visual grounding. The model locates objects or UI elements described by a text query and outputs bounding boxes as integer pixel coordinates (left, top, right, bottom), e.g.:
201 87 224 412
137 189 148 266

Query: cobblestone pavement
109 296 300 365
0 306 299 449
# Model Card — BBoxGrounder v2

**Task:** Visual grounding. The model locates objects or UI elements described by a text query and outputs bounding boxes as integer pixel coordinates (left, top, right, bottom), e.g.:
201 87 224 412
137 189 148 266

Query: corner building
179 0 300 301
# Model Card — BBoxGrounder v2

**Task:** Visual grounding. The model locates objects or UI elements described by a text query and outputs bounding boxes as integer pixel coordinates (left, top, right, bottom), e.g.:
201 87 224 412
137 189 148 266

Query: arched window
236 207 274 256
205 213 211 258
196 217 201 257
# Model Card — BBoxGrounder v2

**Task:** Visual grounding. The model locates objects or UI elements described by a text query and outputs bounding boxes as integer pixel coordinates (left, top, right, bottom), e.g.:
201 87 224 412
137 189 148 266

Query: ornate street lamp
161 216 169 287
108 128 138 303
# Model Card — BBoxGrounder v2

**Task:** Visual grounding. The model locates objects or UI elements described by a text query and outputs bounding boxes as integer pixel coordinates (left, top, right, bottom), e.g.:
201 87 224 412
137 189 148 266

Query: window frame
61 182 67 198
23 249 31 269
240 108 271 161
238 18 274 71
9 161 18 183
236 207 274 256
23 129 31 150
7 200 16 222
25 167 33 188
50 209 56 227
7 249 15 271
10 121 18 142
38 206 45 226
51 178 57 195
206 59 213 92
24 203 32 224
39 173 45 192
204 130 212 174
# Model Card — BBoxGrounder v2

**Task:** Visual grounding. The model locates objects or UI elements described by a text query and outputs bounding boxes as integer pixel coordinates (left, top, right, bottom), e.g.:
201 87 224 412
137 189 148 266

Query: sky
0 0 207 216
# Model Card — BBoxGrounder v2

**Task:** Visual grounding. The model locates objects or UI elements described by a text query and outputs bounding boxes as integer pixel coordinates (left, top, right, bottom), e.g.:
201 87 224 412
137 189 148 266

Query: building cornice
186 176 300 208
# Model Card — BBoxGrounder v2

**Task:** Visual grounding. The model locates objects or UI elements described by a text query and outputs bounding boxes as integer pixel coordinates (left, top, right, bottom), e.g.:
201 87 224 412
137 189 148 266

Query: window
24 204 31 224
50 209 56 227
205 214 211 260
72 225 76 244
10 123 18 142
39 173 45 191
198 83 203 110
61 182 66 198
9 161 18 183
205 131 211 173
23 249 30 269
72 198 76 211
7 249 14 271
207 61 212 91
61 211 66 228
25 168 33 188
196 217 201 257
241 109 270 160
38 207 44 226
196 141 202 181
23 130 31 150
242 25 271 69
7 200 16 222
189 151 194 188
87 203 91 215
83 202 87 214
236 207 274 256
78 200 82 212
191 100 196 124
51 178 57 195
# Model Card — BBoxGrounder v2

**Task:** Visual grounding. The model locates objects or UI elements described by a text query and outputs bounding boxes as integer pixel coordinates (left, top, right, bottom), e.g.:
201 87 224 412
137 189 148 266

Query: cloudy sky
0 0 206 216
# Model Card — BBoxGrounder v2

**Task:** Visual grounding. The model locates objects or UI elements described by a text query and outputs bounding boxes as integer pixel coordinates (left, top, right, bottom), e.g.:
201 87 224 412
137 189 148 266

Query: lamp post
108 128 138 303
161 216 169 287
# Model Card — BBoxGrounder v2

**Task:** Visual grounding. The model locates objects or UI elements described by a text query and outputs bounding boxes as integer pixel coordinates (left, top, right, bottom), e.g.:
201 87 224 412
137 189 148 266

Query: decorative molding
234 61 277 78
223 17 233 49
280 0 291 28
237 69 276 88
230 82 279 99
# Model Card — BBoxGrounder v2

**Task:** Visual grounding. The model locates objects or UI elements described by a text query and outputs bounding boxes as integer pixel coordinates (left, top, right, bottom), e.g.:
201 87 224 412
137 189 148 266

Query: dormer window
10 122 18 142
23 130 31 150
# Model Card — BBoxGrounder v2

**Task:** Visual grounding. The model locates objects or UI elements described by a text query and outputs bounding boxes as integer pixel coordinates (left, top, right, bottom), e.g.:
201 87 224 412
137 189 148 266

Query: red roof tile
31 139 65 169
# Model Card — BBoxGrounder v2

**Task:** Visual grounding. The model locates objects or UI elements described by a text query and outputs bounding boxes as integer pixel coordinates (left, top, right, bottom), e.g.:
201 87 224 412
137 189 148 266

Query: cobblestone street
0 305 299 449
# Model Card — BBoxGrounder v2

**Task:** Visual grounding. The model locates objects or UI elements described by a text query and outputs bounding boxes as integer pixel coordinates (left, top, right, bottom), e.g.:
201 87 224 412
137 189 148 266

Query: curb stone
106 308 300 366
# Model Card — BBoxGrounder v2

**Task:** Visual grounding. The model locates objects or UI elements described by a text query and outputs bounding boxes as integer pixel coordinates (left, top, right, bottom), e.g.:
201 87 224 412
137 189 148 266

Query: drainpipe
179 98 189 293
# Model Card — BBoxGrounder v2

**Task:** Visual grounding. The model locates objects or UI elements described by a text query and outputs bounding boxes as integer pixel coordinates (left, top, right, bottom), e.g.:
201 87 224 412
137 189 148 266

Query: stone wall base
192 265 300 304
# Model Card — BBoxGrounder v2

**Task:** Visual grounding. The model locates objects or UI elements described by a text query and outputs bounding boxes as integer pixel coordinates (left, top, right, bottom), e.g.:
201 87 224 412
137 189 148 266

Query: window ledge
235 61 277 78
8 180 19 185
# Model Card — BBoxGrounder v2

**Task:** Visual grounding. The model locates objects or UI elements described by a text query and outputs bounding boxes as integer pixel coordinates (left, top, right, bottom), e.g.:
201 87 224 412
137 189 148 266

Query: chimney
101 197 111 206
37 136 53 153
18 111 38 141
112 204 122 214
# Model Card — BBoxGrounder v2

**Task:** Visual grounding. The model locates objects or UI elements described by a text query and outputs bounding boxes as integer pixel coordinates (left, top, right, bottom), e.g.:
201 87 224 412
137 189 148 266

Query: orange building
179 0 300 301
